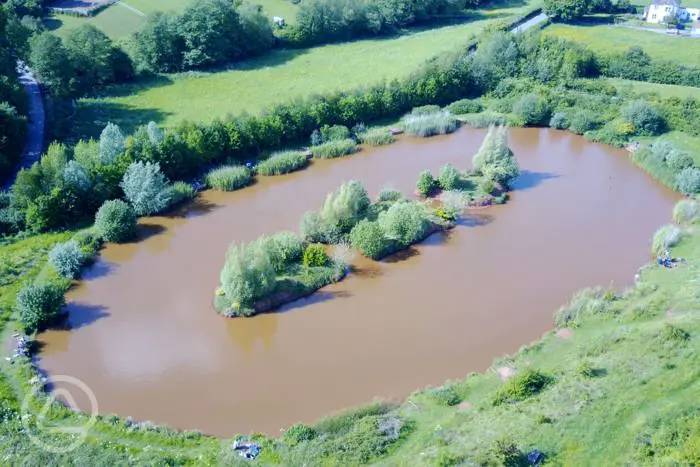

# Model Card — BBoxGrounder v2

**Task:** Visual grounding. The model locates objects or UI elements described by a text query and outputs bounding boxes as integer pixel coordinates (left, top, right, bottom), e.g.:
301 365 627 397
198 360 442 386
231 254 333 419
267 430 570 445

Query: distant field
45 0 298 39
607 78 700 99
70 0 539 138
544 23 700 67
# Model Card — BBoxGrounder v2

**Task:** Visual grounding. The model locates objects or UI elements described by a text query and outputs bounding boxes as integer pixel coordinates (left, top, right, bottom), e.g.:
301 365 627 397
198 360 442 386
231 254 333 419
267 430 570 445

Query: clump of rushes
492 369 553 405
311 138 358 159
165 181 196 207
651 224 682 256
402 109 458 137
257 151 309 175
672 198 700 224
357 128 395 146
206 165 253 191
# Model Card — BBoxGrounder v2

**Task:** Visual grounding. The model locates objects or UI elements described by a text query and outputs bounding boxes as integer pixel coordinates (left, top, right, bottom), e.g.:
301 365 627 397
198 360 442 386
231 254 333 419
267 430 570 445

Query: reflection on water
37 128 679 436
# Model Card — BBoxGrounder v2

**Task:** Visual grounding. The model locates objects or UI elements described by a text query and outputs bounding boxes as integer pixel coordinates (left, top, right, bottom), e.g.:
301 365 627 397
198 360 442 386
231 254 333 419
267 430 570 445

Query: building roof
650 0 680 6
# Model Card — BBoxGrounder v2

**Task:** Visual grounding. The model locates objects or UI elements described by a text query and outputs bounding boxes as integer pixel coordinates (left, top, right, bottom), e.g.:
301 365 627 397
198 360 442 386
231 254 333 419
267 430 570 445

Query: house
644 0 700 23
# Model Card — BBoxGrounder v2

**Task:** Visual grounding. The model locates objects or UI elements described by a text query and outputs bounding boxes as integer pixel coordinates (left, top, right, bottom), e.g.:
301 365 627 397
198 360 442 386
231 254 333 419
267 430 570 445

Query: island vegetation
1 0 700 462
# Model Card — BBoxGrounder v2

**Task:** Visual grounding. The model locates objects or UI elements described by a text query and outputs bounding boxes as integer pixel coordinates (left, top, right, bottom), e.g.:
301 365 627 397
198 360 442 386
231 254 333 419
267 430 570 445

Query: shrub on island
206 165 253 191
402 109 458 137
311 139 358 159
257 151 309 175
472 125 520 187
357 128 395 146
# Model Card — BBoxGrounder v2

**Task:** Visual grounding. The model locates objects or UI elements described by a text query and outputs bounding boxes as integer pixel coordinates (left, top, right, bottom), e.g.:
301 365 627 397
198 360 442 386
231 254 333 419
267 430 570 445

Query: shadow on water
133 223 167 242
383 247 420 263
352 264 384 279
60 303 110 331
511 170 560 191
457 213 494 228
167 197 222 219
278 290 353 314
81 260 116 281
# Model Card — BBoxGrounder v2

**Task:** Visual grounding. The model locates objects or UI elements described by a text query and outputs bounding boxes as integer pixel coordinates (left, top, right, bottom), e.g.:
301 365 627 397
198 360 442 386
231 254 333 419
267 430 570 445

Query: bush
446 98 482 114
257 231 305 272
320 124 350 142
676 167 700 194
568 109 601 134
350 220 391 259
438 164 461 190
492 369 553 405
303 244 329 267
512 93 551 126
165 181 196 207
621 100 665 136
462 111 507 128
429 386 461 406
48 241 85 279
378 201 431 247
94 199 137 243
206 165 253 191
554 287 612 327
257 151 308 175
402 110 458 137
416 170 437 197
284 423 316 446
311 139 358 159
472 125 520 186
17 282 66 333
120 161 171 215
672 199 700 224
357 129 395 146
72 229 103 256
549 112 569 129
652 224 682 256
377 188 402 202
318 180 371 235
665 151 693 171
219 241 276 313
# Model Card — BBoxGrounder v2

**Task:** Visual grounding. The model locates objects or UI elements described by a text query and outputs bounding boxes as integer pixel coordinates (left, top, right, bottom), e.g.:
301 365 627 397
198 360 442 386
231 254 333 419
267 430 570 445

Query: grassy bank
606 78 700 100
67 1 539 139
543 23 700 67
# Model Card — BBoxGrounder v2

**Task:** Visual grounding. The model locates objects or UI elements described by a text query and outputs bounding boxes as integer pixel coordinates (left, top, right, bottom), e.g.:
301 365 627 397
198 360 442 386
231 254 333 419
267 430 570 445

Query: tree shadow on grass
510 170 559 191
70 100 172 141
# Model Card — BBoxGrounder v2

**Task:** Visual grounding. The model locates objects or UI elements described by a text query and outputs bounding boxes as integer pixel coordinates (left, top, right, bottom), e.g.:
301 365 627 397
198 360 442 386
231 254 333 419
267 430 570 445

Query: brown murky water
37 128 678 436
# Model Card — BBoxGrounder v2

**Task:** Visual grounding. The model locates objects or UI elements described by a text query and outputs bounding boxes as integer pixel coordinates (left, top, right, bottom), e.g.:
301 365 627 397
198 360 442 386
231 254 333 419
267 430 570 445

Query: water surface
38 128 678 436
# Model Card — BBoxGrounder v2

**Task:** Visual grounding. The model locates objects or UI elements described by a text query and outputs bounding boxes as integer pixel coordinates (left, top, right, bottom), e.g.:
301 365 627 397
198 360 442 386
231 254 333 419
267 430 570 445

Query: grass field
69 3 534 138
544 23 700 67
45 0 298 39
607 78 700 99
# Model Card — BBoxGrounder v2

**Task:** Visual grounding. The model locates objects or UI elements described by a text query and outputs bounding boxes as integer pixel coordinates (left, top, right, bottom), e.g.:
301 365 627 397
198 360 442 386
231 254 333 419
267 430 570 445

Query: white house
644 0 700 23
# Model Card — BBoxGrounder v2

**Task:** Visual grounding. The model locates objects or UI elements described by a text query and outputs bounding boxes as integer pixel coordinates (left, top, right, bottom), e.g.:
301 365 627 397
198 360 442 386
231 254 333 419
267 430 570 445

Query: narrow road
4 61 45 189
511 12 548 34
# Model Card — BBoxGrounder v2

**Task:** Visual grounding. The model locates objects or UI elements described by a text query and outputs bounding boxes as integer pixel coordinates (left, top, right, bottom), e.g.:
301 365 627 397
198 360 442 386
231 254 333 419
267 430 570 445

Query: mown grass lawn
45 0 297 39
544 23 700 67
607 78 700 99
69 6 530 138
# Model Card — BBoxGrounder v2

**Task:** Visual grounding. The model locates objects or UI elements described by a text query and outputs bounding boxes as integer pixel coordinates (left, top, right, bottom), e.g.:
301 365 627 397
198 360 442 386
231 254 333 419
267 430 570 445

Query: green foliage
676 168 700 195
416 170 437 197
549 111 569 129
48 241 85 279
657 323 690 344
437 164 461 191
357 128 395 146
377 188 402 202
219 241 276 313
621 100 665 136
378 201 430 247
284 423 316 446
472 125 520 186
568 109 602 134
94 199 137 243
120 161 171 216
257 151 308 175
652 224 682 256
303 244 329 267
544 0 590 22
257 231 305 273
447 98 483 115
311 138 358 159
492 369 554 405
429 385 462 406
672 199 700 224
99 122 125 164
555 287 613 327
350 220 391 260
402 110 458 137
512 93 551 126
205 165 252 191
316 180 370 237
165 181 196 207
72 229 103 256
576 360 596 378
16 282 66 333
320 124 350 142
